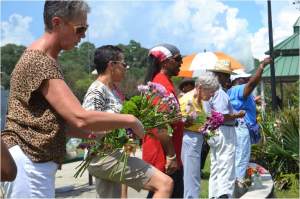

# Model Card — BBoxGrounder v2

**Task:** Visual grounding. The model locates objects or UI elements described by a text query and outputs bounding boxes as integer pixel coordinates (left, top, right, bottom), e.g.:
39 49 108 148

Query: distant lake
1 88 9 130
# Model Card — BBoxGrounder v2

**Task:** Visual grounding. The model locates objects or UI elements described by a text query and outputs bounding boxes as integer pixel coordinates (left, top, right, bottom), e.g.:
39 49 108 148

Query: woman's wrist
259 64 264 70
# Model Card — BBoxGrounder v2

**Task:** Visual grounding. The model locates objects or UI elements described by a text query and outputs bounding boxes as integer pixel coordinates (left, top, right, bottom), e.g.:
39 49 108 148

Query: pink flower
200 110 224 137
88 133 97 139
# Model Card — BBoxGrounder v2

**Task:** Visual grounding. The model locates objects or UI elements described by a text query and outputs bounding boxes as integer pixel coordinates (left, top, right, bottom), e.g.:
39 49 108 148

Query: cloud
84 0 298 70
1 14 34 46
250 1 299 60
87 1 132 42
148 0 254 69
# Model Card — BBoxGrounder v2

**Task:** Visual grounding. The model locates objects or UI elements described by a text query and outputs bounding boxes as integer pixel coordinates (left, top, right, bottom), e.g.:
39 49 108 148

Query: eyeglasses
111 61 130 69
67 21 89 35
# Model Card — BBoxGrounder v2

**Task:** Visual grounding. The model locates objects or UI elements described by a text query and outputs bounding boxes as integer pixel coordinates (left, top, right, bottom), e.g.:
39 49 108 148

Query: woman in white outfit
204 62 245 198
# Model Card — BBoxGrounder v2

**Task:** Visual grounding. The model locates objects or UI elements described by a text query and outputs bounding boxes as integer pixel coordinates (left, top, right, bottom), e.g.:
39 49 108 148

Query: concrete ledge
241 163 274 199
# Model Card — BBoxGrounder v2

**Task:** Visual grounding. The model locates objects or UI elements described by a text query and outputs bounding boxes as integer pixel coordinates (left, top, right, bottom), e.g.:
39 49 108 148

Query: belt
222 121 238 127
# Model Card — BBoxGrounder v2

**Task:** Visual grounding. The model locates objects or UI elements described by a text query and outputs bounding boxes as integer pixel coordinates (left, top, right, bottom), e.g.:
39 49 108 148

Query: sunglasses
171 55 182 63
112 61 130 69
67 21 89 34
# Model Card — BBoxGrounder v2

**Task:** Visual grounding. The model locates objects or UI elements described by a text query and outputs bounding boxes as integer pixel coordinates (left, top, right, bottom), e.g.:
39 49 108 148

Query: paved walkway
55 150 147 198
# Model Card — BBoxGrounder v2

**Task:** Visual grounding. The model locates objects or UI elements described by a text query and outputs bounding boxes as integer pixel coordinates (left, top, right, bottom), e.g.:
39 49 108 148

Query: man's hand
236 110 246 118
259 57 272 69
184 115 194 127
165 157 178 175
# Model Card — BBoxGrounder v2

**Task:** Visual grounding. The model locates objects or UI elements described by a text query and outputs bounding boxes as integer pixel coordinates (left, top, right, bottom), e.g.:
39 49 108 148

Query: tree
58 42 96 101
1 44 26 88
117 40 149 69
116 40 150 97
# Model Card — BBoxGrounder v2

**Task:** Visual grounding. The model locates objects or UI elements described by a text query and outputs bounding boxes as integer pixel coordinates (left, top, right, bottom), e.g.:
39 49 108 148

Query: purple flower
201 110 224 136
125 128 134 138
137 85 150 94
147 82 167 97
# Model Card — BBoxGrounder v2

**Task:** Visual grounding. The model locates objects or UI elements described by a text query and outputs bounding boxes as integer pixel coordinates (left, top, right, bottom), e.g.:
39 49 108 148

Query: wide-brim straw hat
207 60 235 74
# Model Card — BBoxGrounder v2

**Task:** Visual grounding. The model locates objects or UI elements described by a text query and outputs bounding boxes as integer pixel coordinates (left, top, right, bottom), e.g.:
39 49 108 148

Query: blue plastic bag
246 123 261 144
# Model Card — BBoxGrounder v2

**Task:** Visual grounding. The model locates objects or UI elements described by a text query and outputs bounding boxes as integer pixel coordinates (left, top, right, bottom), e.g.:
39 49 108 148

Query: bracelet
166 154 176 160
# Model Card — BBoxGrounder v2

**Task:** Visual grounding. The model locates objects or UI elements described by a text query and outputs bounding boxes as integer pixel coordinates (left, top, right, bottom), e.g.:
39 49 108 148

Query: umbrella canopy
178 51 244 78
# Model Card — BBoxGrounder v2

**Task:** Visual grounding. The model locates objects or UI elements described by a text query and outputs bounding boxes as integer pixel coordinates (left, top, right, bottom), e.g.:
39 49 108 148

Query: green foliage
275 173 299 191
172 76 183 90
0 40 151 102
1 44 26 88
120 67 145 98
251 107 299 190
263 81 299 111
117 40 149 98
59 42 95 73
1 72 11 89
59 42 96 100
282 81 299 108
117 40 149 69
121 97 141 116
275 183 300 198
253 58 260 68
73 77 94 101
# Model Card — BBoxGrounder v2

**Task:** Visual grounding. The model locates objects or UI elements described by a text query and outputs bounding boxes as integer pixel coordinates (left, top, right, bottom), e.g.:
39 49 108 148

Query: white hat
230 69 251 81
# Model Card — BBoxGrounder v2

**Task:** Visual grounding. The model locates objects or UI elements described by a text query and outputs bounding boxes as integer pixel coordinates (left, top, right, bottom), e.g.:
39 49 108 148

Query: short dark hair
179 78 195 91
43 0 90 32
94 45 123 74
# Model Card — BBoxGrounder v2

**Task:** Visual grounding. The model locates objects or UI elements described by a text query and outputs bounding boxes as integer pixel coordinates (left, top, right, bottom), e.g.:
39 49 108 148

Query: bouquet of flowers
182 106 224 139
200 110 224 139
246 164 266 188
74 82 181 179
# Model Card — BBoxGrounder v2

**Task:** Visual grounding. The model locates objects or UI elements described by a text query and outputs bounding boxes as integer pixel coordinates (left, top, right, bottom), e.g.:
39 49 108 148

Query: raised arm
41 79 144 138
243 57 272 98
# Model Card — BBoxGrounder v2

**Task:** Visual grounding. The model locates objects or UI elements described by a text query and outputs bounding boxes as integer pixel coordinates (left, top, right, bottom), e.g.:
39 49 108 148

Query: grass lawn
199 155 210 198
198 154 299 198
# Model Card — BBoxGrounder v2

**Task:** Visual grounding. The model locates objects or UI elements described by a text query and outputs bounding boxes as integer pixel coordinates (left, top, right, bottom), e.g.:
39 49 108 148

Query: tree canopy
1 40 151 101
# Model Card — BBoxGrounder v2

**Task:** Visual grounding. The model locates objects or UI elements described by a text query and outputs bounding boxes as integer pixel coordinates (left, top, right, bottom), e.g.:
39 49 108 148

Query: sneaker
234 180 248 198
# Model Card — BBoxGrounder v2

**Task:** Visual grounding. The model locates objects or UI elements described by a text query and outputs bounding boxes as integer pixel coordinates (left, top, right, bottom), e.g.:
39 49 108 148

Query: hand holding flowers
200 110 224 139
74 82 181 179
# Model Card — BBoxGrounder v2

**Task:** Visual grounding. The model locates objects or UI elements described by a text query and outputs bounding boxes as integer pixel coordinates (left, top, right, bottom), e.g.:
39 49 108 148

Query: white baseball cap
230 69 251 81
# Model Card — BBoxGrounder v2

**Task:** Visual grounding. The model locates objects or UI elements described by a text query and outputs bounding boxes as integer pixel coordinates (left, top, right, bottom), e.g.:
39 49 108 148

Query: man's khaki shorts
88 150 154 191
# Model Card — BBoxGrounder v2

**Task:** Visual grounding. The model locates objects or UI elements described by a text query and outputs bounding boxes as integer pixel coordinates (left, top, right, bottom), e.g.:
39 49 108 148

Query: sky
1 0 299 71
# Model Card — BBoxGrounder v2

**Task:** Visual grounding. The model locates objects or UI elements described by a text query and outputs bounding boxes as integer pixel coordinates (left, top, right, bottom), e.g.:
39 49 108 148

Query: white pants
235 120 251 181
1 145 58 198
207 126 236 198
181 131 204 199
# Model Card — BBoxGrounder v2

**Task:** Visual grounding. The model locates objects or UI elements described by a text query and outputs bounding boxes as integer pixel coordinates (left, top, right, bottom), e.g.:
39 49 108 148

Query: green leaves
1 44 26 89
121 97 141 116
251 107 299 190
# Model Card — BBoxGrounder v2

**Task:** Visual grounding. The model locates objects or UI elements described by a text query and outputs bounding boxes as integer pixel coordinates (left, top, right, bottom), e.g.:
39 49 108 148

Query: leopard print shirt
1 49 66 164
